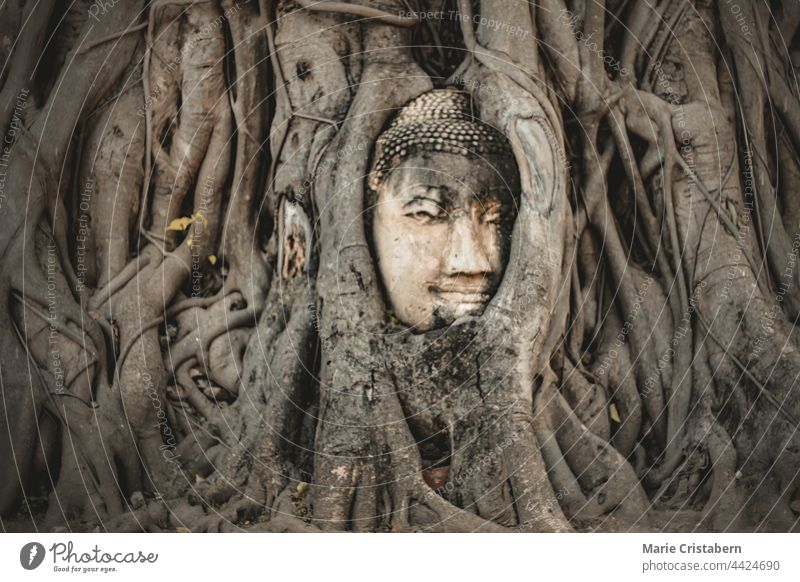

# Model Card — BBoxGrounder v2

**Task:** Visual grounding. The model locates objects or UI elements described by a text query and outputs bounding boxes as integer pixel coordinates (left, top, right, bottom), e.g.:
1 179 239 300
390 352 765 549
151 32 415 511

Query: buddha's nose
443 216 492 276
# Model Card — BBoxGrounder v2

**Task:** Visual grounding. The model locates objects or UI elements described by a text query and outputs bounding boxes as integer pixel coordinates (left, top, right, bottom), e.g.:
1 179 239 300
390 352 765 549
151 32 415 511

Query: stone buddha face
370 150 519 331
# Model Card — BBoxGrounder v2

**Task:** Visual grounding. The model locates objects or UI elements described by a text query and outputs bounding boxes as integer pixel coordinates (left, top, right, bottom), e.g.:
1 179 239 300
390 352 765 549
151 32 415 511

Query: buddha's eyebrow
474 186 512 201
401 186 445 206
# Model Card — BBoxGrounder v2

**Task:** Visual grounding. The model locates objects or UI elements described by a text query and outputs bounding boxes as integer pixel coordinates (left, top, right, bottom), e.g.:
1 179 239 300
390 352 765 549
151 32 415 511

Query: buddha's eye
479 203 504 224
407 209 445 223
482 209 501 224
404 199 446 223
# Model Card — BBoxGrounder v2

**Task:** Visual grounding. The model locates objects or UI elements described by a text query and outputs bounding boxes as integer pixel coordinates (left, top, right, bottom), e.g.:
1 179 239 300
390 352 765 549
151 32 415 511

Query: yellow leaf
166 211 208 232
167 216 194 231
208 255 217 265
609 402 621 423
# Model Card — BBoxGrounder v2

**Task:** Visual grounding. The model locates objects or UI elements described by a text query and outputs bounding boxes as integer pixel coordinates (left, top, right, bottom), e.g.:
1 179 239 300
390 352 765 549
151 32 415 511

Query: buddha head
367 89 520 331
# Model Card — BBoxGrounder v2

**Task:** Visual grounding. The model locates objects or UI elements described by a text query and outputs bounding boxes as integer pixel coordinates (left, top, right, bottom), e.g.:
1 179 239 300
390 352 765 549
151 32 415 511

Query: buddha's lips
430 285 491 304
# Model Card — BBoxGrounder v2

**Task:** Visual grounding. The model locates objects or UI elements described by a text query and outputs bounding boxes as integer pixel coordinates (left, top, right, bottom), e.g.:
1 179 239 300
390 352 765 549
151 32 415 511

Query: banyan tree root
4 0 800 533
0 0 150 520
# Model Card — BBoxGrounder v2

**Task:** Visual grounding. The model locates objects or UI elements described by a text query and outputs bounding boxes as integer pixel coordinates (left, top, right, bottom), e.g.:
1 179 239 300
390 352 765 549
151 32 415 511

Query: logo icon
20 542 46 570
